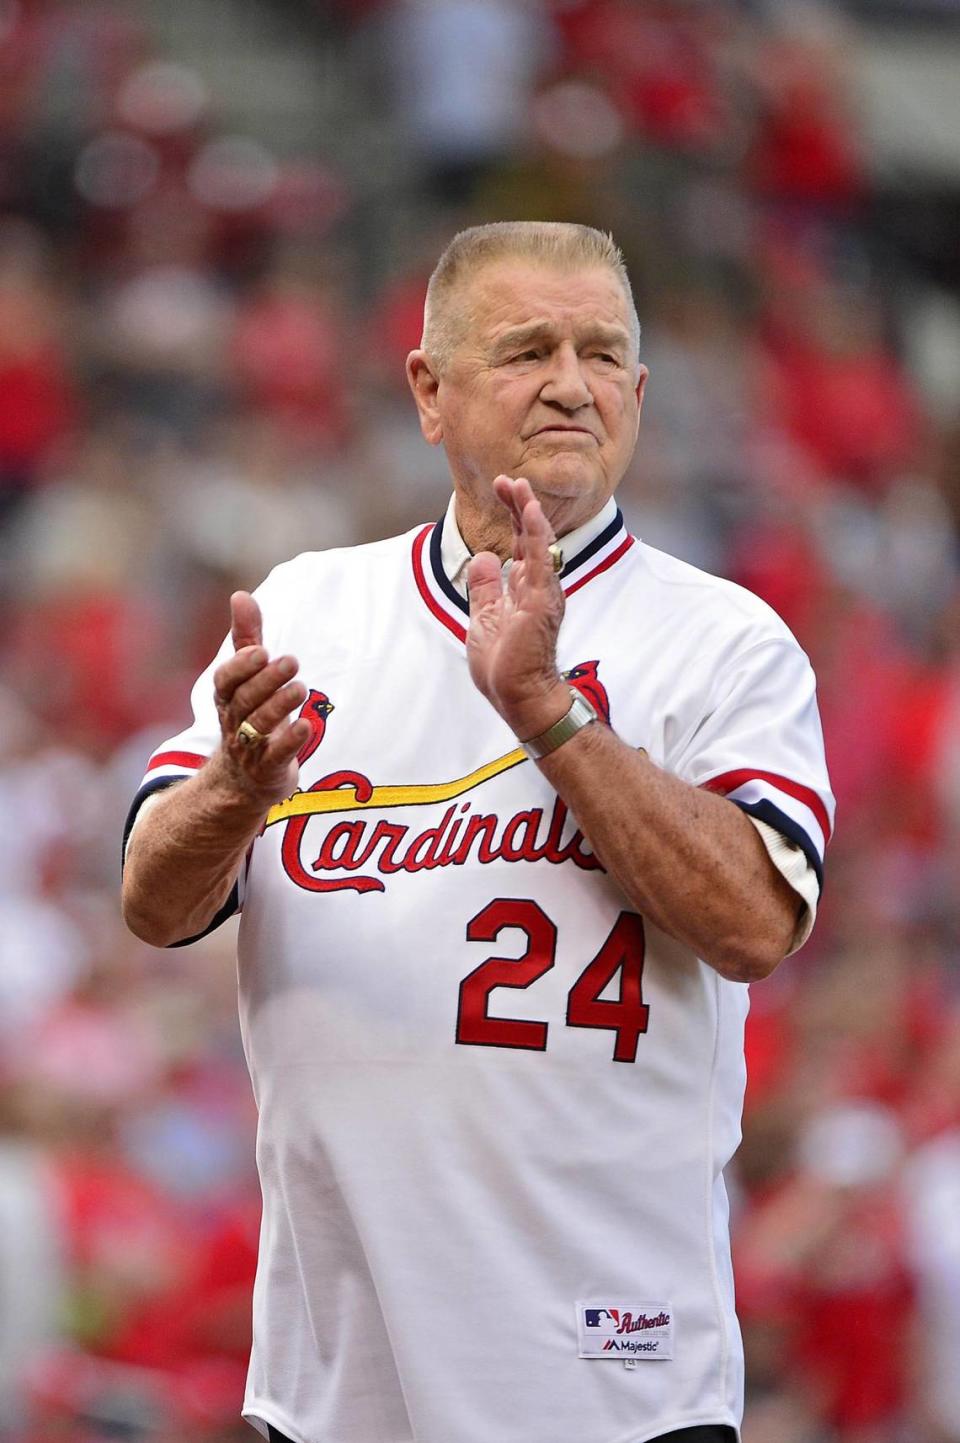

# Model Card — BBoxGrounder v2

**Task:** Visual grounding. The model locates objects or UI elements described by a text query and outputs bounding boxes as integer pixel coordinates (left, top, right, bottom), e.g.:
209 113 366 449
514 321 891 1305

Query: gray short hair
421 221 641 372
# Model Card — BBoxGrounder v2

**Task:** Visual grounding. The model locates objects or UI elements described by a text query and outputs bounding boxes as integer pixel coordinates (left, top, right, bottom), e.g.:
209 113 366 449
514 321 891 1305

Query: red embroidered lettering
401 806 457 872
451 812 499 866
275 782 607 896
435 802 472 865
366 820 409 874
313 821 366 870
499 809 546 862
280 774 383 894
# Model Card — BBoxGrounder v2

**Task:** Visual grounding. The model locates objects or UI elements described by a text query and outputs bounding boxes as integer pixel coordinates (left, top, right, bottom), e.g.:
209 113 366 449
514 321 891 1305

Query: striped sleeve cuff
702 769 831 894
745 814 819 955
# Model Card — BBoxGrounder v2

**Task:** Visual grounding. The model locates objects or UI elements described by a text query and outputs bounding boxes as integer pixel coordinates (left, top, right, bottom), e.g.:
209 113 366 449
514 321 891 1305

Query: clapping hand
466 475 571 742
212 592 311 806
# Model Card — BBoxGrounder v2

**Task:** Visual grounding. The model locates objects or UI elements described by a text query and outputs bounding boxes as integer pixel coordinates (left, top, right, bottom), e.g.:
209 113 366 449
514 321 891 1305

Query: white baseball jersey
127 499 833 1443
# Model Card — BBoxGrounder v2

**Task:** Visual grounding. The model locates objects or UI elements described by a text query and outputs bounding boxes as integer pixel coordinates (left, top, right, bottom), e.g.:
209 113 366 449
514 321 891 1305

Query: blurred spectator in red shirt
746 22 865 210
554 0 737 157
231 258 351 450
737 1101 912 1442
799 585 916 841
756 260 923 491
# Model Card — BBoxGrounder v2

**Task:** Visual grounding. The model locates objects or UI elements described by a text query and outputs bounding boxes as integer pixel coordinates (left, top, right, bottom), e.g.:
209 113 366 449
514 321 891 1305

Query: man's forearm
537 720 800 982
122 754 271 948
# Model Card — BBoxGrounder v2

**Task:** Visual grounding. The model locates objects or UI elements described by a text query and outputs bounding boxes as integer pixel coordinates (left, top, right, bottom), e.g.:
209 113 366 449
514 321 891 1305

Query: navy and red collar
412 497 636 644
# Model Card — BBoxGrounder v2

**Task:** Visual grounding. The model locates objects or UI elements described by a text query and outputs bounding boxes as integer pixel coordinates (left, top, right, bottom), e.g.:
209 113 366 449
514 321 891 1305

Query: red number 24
456 899 649 1063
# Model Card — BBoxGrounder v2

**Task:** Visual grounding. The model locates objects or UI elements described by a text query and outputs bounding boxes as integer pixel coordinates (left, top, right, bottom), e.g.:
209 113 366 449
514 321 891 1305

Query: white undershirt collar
440 493 619 600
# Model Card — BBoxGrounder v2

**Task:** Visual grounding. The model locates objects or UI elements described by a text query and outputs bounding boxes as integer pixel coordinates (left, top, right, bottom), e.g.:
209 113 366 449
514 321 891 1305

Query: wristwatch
520 686 600 761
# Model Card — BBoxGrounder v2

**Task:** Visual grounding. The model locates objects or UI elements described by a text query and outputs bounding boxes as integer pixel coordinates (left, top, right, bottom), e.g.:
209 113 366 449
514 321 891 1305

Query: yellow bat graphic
264 746 528 826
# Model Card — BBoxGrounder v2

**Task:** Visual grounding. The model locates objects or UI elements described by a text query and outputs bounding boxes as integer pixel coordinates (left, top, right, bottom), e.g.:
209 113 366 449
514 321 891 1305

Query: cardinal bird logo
563 660 610 724
296 688 335 764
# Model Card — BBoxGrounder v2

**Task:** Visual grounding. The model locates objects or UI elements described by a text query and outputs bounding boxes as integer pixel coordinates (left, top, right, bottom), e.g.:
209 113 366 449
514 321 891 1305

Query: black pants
267 1425 736 1443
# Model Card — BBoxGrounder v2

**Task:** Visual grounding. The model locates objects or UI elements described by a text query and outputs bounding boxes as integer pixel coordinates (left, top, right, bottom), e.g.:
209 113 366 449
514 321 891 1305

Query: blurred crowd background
1 0 959 1440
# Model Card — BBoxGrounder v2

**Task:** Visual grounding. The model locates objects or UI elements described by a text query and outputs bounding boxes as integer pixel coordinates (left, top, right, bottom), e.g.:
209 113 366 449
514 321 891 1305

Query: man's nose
540 343 592 410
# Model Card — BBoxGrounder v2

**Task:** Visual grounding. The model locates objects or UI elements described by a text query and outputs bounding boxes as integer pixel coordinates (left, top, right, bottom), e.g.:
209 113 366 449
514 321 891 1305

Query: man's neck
455 491 513 562
454 487 601 562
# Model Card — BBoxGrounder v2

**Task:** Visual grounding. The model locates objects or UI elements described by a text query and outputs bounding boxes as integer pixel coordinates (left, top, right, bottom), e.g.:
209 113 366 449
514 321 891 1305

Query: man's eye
591 352 619 365
511 350 541 363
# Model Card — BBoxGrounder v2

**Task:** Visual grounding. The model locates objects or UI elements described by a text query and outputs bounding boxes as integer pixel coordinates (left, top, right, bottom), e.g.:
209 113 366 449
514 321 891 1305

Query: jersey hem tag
576 1301 674 1360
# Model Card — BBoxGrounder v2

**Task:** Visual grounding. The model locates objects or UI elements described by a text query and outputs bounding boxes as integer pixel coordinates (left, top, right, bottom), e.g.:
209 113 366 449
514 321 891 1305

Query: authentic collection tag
576 1302 674 1360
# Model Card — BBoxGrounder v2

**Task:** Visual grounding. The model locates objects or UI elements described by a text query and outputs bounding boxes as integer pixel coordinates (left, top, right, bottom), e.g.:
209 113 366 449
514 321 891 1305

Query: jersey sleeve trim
701 769 831 894
702 768 832 844
122 775 241 947
730 797 823 892
147 750 208 773
746 815 818 952
123 775 186 864
167 883 241 948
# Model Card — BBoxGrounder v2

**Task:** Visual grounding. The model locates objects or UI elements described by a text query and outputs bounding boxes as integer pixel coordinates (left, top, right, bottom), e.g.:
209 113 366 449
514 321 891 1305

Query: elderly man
123 223 832 1443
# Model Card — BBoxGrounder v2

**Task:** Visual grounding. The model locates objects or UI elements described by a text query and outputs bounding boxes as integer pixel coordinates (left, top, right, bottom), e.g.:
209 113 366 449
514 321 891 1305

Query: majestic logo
265 662 610 895
602 1338 660 1353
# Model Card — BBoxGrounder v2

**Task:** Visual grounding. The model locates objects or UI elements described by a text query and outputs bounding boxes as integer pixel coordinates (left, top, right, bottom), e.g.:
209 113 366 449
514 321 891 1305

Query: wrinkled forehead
461 259 638 354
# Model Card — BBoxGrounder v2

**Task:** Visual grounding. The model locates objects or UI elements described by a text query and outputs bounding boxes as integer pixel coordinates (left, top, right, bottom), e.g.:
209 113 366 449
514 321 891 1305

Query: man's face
408 260 647 529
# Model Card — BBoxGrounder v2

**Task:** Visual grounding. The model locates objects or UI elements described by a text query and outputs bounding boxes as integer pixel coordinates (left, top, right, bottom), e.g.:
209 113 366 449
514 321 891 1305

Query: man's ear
406 351 443 446
633 364 649 437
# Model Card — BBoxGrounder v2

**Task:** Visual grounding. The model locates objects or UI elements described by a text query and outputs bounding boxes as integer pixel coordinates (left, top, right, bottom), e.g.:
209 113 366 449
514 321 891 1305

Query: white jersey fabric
127 502 834 1443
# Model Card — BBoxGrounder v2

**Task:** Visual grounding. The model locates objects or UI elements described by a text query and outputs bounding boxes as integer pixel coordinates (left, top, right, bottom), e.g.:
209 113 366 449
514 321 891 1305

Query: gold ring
236 719 267 747
548 543 564 575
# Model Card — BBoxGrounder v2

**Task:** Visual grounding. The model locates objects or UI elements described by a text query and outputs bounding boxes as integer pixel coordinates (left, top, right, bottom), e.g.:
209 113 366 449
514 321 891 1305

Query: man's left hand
466 475 571 741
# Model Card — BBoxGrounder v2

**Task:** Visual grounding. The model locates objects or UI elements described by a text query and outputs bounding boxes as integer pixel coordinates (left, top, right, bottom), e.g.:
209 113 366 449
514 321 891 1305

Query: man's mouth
532 426 596 439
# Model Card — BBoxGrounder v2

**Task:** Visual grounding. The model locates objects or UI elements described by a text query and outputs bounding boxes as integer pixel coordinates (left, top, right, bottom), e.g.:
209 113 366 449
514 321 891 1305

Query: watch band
521 687 600 760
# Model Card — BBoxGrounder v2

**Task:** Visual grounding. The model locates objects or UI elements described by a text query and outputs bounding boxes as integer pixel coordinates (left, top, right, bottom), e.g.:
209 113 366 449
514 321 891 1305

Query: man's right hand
212 591 311 807
123 590 312 947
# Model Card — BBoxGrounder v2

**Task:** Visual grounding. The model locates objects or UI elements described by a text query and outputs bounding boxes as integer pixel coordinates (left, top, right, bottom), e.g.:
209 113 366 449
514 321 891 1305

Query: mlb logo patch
577 1301 674 1360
